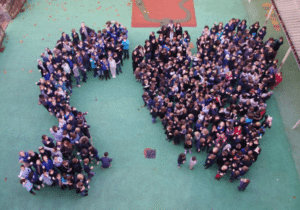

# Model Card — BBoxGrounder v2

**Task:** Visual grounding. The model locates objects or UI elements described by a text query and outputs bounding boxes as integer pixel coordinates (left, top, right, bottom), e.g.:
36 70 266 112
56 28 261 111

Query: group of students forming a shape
18 20 131 196
132 19 283 191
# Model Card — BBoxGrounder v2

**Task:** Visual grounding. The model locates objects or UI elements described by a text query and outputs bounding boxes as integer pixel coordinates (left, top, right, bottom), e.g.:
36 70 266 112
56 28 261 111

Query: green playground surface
0 0 299 209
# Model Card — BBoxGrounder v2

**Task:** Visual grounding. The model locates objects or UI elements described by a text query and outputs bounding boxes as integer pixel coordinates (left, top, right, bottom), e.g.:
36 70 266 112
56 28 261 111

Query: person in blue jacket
122 37 130 60
89 146 101 165
28 172 43 189
204 154 216 169
99 152 113 169
224 19 235 35
90 55 97 77
257 26 267 40
42 155 54 172
238 178 250 191
19 151 30 167
177 153 186 169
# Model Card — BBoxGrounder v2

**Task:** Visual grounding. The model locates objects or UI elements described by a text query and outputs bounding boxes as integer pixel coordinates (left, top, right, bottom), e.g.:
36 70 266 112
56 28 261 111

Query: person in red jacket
233 125 242 136
275 72 283 87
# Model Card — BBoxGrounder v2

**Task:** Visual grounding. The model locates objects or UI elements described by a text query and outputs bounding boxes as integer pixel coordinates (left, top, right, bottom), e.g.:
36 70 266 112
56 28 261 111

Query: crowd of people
17 17 284 194
132 19 283 190
17 20 128 196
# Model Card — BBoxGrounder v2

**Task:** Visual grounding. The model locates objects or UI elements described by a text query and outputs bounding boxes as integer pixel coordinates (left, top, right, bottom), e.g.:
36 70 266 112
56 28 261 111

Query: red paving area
132 0 197 27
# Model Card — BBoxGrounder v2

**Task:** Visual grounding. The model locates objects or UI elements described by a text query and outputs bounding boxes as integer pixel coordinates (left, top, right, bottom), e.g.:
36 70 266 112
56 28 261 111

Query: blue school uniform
238 180 249 191
90 148 101 161
204 156 215 167
99 157 113 168
224 23 234 34
257 29 266 40
19 152 30 164
29 172 40 185
177 156 186 165
42 159 54 172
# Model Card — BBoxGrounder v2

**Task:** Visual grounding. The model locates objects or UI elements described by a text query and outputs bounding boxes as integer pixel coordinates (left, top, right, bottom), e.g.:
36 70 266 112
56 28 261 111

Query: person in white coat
108 57 117 78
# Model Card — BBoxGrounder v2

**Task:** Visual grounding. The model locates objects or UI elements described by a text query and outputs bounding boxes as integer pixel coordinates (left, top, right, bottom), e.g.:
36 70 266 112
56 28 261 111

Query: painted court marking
132 0 197 27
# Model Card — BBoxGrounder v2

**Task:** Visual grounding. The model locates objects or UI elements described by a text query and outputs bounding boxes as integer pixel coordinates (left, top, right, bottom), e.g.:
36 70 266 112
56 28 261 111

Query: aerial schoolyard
0 0 299 209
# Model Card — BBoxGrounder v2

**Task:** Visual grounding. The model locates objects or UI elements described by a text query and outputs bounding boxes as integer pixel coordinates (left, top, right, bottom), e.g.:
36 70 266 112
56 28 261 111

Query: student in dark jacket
71 29 80 45
79 22 92 41
61 141 73 160
77 120 91 138
273 37 283 55
149 31 156 41
238 178 250 191
99 152 113 169
37 59 48 77
76 182 88 196
249 22 260 37
33 159 43 176
49 168 59 183
41 135 55 148
60 32 71 42
144 40 152 61
78 147 88 160
61 160 75 175
175 22 183 35
157 25 168 37
89 147 101 165
113 52 122 74
75 173 89 195
66 174 75 190
204 154 216 169
28 150 40 166
38 147 52 159
71 158 82 173
55 173 67 190
83 158 95 180
177 153 186 169
151 107 158 124
229 170 240 182
79 136 91 150
173 130 181 145
257 26 267 40
28 172 43 189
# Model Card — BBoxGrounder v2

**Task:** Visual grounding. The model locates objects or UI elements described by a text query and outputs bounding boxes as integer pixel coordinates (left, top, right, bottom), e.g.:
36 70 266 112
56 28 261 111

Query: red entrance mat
131 0 197 28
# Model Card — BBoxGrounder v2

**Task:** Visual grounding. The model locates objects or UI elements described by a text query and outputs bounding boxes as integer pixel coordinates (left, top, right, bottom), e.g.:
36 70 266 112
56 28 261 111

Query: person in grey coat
39 171 54 186
72 63 81 87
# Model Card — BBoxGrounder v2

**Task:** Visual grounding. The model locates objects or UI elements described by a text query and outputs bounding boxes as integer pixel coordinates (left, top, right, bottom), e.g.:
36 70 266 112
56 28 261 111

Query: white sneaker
189 150 192 154
97 161 100 165
37 185 41 189
42 184 45 188
88 185 90 189
77 85 81 87
184 150 187 154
